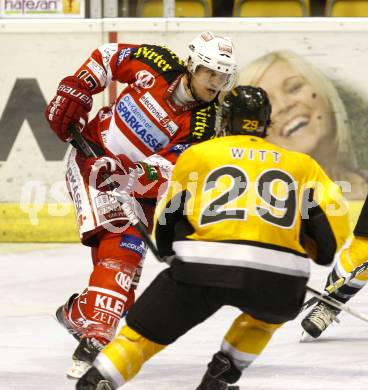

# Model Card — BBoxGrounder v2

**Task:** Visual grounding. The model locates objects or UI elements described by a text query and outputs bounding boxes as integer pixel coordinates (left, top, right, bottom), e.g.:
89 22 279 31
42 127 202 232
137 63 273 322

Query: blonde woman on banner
238 50 368 200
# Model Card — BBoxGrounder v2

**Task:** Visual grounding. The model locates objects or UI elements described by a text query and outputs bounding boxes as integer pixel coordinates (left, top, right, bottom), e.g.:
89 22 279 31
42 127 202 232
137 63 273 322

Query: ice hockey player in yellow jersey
302 197 368 339
76 86 350 390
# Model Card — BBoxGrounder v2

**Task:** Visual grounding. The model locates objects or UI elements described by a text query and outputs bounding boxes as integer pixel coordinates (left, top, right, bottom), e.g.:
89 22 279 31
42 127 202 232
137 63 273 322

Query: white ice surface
1 243 368 390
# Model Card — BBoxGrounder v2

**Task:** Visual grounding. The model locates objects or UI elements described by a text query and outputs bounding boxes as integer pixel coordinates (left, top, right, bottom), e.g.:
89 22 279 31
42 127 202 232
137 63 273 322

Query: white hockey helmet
187 32 237 91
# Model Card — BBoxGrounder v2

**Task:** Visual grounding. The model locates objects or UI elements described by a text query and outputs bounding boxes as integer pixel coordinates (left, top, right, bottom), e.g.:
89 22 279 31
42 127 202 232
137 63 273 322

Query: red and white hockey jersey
77 43 219 167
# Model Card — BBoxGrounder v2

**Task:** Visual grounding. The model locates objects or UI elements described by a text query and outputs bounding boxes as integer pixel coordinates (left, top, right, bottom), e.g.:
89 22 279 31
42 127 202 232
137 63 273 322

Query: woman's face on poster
255 59 335 154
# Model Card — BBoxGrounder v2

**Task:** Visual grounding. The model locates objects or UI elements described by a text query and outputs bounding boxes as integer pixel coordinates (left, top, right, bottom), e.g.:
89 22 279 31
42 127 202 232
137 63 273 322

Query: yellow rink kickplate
0 201 364 243
0 203 79 242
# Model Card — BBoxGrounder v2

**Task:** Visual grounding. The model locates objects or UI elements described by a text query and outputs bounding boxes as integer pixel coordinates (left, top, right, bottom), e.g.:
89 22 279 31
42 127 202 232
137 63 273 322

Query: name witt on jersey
231 148 281 163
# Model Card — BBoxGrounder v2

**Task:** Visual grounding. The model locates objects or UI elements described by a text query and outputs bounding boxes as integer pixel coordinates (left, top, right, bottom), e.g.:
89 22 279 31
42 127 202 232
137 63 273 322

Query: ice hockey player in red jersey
45 31 237 378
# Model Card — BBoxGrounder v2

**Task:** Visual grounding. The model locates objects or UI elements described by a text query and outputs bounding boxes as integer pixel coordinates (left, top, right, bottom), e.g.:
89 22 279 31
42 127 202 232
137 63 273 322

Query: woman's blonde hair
238 50 357 169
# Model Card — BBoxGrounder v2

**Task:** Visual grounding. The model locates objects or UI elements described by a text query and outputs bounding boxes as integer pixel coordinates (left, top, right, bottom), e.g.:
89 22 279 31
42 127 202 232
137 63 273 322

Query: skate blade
67 359 92 379
299 331 316 343
228 387 240 390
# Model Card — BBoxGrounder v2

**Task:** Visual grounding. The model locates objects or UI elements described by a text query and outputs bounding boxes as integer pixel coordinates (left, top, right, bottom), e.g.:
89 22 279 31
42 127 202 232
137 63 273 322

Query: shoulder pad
133 45 186 83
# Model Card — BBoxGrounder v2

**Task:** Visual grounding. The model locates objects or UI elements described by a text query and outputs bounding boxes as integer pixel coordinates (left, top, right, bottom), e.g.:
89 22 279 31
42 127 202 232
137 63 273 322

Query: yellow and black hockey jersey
155 135 350 299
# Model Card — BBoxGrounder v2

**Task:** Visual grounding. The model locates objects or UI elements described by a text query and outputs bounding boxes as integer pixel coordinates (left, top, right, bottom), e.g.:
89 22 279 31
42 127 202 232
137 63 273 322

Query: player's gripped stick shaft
69 123 164 262
325 260 368 293
306 285 368 323
302 260 368 311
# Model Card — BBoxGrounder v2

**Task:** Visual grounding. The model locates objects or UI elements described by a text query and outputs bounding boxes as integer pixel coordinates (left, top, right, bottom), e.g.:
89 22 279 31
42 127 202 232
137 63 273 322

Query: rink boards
0 200 364 242
2 18 368 241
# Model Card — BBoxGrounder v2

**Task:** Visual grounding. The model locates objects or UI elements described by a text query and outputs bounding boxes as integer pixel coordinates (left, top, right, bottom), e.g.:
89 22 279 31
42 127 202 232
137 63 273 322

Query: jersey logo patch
139 92 179 136
169 143 190 156
116 93 169 152
116 48 132 67
119 234 146 257
133 45 185 85
190 102 217 141
115 271 133 292
99 44 118 69
87 59 107 86
135 70 155 89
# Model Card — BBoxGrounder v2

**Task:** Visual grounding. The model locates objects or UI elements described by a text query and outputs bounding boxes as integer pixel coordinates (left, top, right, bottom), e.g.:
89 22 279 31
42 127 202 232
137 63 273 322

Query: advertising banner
108 20 368 202
0 0 85 17
0 19 367 241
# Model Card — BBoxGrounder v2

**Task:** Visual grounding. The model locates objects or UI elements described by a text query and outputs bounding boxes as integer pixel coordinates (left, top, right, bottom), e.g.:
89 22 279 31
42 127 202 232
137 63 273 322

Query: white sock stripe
173 241 310 278
95 352 126 388
88 286 128 302
346 279 367 289
231 356 252 370
335 262 367 288
334 262 345 278
221 339 258 365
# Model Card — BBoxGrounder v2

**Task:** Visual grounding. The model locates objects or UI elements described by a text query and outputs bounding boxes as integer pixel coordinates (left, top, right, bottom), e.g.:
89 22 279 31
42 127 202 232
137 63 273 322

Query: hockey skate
76 366 114 390
196 352 241 390
67 337 104 379
55 293 84 342
301 301 340 339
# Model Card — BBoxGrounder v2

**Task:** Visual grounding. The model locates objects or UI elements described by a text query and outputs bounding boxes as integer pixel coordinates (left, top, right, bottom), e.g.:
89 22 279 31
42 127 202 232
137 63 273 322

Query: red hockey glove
45 76 93 142
84 153 170 199
85 154 136 192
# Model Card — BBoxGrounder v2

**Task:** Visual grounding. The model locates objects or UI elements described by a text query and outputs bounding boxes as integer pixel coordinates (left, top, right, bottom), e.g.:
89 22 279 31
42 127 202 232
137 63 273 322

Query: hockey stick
305 285 368 323
69 124 164 262
302 260 368 311
325 260 368 294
